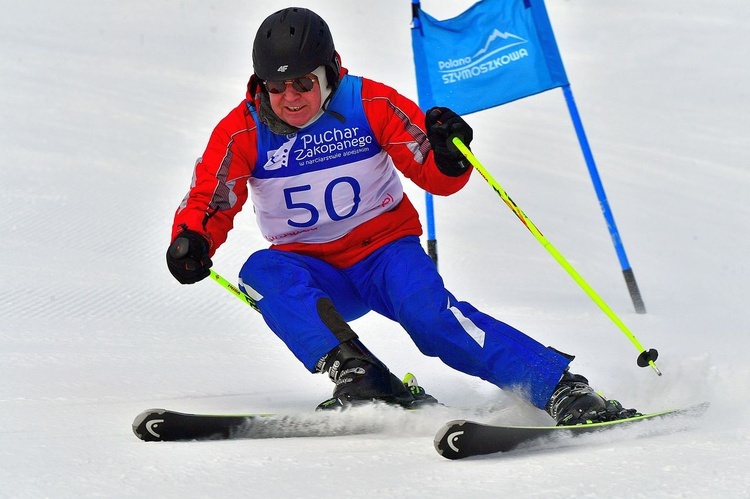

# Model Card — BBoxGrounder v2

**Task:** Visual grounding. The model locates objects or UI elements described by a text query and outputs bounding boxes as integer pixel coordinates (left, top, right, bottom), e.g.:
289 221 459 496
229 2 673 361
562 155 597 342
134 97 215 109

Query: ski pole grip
447 133 466 155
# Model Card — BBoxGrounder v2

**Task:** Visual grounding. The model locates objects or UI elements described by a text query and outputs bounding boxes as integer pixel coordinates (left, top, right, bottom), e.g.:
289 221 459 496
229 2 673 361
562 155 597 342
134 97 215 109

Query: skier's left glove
166 230 213 284
425 106 473 177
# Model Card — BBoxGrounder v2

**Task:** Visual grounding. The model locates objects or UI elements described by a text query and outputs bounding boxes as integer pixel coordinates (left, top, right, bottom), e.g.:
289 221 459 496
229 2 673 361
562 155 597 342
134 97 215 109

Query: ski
434 403 709 460
132 372 457 442
132 407 390 441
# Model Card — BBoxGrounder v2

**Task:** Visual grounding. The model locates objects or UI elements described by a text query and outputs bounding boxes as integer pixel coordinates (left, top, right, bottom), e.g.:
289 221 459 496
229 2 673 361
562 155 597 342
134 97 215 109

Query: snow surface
2 0 749 497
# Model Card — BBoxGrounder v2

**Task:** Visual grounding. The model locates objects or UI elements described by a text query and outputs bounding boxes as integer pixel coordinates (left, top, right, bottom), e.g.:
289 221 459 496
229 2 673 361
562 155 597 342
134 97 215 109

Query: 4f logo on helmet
277 65 289 72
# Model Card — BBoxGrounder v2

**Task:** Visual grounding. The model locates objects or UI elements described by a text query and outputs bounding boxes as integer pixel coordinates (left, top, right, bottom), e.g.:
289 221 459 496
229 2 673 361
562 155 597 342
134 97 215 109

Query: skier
166 7 637 426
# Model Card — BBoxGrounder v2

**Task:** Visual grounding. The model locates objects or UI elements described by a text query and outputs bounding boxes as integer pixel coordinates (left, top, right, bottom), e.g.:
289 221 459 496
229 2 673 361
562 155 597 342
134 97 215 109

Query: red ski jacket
171 69 471 268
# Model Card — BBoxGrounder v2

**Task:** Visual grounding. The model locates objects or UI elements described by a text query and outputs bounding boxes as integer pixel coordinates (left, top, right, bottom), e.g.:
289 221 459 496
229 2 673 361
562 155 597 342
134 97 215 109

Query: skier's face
267 73 322 127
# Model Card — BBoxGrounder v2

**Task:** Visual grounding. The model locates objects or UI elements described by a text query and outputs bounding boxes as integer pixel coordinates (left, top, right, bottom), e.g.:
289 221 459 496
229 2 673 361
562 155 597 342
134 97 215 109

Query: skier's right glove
425 106 473 177
166 230 212 284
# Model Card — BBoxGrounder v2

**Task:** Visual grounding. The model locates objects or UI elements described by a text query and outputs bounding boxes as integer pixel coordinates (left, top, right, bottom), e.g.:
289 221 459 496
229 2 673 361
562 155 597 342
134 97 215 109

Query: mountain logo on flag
473 29 527 60
437 29 530 83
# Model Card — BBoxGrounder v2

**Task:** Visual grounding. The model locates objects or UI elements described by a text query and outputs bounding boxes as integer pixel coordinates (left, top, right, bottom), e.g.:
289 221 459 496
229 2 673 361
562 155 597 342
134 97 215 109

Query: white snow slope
2 1 749 497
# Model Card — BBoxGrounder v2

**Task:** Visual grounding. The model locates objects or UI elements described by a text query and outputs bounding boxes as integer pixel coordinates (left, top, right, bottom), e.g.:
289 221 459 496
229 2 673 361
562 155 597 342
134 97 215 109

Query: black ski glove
166 230 213 284
425 106 473 177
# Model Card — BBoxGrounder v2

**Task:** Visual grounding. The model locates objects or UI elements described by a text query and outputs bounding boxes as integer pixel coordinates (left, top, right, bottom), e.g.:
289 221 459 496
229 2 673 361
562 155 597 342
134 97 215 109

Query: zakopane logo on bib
262 134 298 170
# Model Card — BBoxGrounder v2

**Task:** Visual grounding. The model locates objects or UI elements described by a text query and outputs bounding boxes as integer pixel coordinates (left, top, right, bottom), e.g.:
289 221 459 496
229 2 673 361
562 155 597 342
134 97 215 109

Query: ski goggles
263 75 318 94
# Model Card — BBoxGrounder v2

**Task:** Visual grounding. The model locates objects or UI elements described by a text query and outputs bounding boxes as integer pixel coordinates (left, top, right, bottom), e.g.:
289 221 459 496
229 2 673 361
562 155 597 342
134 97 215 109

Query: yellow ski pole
209 269 259 312
452 137 661 376
170 235 259 312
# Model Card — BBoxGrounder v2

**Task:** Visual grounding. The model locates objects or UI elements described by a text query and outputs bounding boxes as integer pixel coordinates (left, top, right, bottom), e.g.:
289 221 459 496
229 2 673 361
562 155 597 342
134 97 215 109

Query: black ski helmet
252 7 340 86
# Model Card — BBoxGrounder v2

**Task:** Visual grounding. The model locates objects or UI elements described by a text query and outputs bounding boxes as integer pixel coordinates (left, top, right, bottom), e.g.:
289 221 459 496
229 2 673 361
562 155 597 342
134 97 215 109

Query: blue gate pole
562 84 646 313
411 0 438 266
425 192 437 265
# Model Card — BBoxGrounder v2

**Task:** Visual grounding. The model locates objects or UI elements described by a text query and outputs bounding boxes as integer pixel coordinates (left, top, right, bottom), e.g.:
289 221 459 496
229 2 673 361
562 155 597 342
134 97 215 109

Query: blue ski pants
238 236 570 408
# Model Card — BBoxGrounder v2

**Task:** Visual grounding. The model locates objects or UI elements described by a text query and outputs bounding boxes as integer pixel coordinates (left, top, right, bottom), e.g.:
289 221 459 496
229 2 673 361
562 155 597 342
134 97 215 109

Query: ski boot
545 370 640 426
315 339 438 411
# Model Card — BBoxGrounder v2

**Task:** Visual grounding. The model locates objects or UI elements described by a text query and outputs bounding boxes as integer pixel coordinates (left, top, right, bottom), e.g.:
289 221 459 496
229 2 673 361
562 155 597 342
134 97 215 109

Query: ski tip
434 420 470 460
132 408 168 442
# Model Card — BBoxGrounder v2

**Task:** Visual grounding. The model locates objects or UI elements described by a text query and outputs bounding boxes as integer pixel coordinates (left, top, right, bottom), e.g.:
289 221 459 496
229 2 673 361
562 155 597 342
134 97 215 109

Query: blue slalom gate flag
411 0 569 115
410 0 647 313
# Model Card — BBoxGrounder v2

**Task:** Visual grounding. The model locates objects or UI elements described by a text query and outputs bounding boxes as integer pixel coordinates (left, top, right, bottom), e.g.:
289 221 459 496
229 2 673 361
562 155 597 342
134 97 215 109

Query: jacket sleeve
360 78 472 196
170 101 256 256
